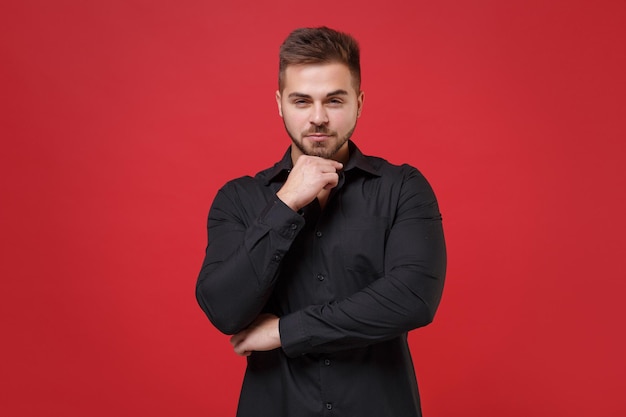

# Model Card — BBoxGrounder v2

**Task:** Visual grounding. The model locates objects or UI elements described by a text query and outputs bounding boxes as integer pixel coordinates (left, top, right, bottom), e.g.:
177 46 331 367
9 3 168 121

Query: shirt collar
261 141 381 185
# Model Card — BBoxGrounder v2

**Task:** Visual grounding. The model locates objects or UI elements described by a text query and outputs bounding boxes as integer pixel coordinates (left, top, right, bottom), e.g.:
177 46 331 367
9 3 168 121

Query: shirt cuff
279 311 310 358
260 199 305 240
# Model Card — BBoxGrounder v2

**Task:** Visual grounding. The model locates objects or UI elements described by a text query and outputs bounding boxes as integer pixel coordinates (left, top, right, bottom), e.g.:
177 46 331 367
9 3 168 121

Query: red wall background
2 0 625 415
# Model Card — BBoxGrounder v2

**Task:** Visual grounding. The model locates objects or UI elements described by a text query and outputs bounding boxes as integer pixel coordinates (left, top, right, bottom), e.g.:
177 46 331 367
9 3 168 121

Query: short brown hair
278 26 361 92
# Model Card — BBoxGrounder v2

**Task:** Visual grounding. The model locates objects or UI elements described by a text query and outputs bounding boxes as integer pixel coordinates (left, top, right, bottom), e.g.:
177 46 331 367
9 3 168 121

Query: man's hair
278 26 361 92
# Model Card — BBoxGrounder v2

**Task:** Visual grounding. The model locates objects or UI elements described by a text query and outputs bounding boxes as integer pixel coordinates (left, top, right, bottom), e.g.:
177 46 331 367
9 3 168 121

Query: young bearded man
196 26 447 417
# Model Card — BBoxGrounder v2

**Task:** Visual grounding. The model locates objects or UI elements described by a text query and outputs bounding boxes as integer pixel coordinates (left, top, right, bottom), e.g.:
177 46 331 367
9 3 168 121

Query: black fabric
197 141 446 417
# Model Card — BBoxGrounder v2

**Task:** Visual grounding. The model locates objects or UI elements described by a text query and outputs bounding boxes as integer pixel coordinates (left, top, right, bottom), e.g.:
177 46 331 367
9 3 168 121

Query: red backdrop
2 0 625 415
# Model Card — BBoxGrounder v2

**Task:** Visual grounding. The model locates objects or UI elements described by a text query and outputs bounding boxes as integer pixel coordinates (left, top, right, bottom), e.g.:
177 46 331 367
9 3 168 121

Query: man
196 27 446 417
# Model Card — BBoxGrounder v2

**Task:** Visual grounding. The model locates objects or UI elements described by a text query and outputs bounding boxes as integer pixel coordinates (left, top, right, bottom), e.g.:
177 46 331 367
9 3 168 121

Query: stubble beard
285 123 357 160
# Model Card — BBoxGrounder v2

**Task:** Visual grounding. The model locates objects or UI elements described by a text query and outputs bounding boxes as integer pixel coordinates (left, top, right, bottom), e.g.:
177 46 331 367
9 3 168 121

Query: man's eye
328 98 343 105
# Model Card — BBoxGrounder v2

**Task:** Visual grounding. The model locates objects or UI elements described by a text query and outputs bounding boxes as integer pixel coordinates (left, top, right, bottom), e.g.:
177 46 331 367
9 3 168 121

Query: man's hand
277 155 343 211
230 314 281 357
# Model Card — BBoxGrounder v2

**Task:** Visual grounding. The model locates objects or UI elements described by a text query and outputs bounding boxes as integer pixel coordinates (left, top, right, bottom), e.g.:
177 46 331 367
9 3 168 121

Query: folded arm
279 168 447 357
196 180 305 335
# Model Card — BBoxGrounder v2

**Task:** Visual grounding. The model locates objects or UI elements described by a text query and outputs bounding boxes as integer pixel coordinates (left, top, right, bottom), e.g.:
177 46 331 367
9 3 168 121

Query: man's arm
195 181 304 335
196 156 343 335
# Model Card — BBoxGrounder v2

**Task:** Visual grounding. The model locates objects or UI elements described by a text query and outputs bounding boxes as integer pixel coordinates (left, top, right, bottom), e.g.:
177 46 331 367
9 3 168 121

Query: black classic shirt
196 142 446 417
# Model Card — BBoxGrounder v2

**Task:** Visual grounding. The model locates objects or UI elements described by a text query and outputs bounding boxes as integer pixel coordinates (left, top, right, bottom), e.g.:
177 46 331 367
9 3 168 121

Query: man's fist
277 155 343 211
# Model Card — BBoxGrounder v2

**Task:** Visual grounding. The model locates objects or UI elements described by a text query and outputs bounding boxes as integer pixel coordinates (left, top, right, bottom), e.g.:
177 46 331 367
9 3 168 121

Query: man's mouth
305 133 334 141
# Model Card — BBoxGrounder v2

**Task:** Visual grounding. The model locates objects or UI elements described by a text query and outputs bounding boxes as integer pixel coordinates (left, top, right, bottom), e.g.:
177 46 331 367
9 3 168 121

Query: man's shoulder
219 174 264 193
212 174 273 214
359 152 422 179
218 160 283 194
356 151 437 201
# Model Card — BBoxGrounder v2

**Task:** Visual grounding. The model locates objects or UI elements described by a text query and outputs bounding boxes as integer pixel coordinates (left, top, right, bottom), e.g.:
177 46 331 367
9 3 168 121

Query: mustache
304 126 335 135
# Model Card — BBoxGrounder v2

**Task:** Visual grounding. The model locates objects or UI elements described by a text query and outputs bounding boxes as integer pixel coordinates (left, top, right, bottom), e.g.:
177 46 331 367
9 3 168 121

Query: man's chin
299 141 330 157
306 146 335 159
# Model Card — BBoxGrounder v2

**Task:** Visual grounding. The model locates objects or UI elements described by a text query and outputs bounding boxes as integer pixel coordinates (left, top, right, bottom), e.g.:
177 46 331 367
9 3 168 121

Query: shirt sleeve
196 180 305 335
279 167 447 357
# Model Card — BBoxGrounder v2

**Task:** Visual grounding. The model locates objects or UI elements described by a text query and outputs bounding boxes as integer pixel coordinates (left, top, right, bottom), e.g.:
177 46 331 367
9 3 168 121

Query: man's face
276 62 364 161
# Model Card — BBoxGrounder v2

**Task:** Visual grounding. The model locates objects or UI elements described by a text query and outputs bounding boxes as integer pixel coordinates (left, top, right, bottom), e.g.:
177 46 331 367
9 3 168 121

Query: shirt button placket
316 226 332 413
321 357 333 414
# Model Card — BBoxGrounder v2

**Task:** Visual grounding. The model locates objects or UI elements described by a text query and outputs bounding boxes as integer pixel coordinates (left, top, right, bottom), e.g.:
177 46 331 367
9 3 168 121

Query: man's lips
305 133 334 141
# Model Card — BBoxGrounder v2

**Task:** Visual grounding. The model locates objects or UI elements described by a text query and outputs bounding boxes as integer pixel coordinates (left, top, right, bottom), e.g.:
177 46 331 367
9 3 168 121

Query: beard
284 122 357 160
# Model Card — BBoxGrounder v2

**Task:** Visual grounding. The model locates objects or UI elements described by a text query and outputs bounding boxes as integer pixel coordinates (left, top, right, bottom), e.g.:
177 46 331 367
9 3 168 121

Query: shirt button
315 230 323 238
317 273 325 281
326 403 333 410
290 224 298 230
324 359 331 366
273 254 281 261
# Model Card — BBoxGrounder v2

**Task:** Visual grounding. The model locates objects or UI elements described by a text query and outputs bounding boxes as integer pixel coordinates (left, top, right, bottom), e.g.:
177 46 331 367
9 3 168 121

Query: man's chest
270 184 394 310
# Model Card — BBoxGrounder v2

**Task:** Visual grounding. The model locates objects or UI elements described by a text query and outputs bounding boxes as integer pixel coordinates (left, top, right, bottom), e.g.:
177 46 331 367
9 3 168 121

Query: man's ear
276 90 283 117
357 90 364 118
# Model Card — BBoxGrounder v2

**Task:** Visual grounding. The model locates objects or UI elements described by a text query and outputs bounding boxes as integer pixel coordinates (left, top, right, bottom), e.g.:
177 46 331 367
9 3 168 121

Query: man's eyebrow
287 92 312 99
326 89 349 97
287 90 349 99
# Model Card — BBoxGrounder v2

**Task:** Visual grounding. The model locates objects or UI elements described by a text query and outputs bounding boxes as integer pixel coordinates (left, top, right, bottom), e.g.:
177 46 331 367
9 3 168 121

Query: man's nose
310 104 329 125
